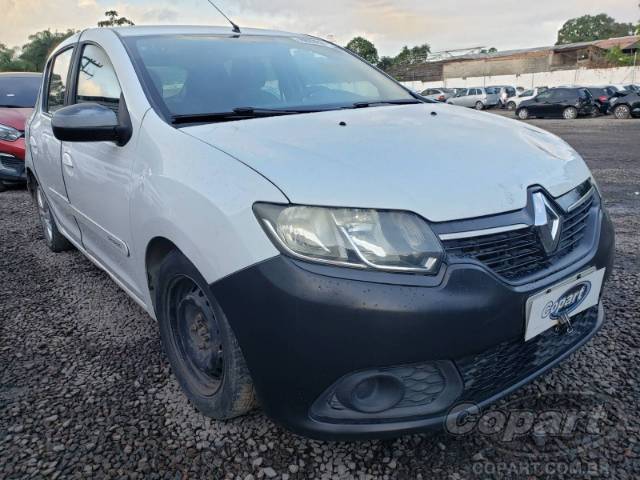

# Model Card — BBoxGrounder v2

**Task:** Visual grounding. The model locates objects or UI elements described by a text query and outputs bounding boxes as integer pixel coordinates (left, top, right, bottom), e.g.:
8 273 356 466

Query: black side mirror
52 98 132 146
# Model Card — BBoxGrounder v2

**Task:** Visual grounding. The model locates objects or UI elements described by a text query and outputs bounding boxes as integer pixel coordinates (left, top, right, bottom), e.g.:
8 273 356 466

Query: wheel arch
145 236 185 311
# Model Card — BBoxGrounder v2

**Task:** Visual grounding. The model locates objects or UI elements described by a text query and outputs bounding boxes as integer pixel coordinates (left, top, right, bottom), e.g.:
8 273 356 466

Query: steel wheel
614 104 631 120
517 108 529 120
563 107 578 120
165 275 224 397
36 185 53 244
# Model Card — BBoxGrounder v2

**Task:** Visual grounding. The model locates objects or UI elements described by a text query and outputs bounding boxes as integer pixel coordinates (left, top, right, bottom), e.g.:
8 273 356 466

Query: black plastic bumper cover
210 211 614 440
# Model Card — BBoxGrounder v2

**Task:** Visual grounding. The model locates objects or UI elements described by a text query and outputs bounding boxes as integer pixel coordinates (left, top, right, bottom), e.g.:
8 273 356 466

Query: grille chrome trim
439 224 529 241
568 187 595 212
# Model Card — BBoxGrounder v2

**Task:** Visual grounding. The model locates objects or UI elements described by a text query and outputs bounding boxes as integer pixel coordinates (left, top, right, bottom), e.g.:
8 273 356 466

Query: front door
61 42 142 298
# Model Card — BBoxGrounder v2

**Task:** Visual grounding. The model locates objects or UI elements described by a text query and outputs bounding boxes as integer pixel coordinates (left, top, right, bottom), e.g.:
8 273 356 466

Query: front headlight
254 203 444 274
0 123 22 142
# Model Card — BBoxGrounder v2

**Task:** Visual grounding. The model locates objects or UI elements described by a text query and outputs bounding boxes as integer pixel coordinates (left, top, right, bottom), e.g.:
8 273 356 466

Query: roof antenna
205 0 241 33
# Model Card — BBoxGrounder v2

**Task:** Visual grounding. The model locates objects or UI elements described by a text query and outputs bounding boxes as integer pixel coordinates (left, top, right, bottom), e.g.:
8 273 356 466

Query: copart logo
444 392 628 458
542 281 590 319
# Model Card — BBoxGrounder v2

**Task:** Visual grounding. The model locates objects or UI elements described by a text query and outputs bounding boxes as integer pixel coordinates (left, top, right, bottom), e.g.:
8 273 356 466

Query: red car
0 72 41 192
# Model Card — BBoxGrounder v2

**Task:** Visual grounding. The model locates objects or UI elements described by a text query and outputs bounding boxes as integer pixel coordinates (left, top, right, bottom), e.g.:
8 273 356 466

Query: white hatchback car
506 87 547 111
26 26 614 440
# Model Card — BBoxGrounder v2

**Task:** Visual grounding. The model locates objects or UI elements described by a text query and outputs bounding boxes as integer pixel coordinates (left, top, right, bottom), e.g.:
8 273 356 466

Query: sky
2 0 639 56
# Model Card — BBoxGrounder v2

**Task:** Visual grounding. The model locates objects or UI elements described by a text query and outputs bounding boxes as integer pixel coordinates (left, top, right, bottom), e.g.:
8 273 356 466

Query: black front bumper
0 154 26 184
210 210 615 440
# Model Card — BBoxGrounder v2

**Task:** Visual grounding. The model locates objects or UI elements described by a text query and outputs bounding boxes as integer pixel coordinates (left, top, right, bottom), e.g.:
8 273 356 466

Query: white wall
402 66 640 91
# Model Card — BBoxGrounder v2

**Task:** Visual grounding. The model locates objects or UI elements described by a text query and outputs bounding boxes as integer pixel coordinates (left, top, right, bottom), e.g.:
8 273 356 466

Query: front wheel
155 250 257 419
506 101 517 111
36 184 72 252
517 108 530 120
563 107 578 120
475 101 485 110
613 104 631 119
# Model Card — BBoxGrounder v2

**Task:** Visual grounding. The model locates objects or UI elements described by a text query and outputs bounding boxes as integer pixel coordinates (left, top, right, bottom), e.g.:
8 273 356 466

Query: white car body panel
25 26 591 316
184 103 591 222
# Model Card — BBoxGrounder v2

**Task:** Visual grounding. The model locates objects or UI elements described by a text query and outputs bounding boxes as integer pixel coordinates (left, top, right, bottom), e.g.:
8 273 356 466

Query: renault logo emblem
532 192 562 254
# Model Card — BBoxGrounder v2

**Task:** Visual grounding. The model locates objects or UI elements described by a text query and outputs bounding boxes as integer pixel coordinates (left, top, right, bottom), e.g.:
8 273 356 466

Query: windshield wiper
347 99 424 109
171 107 320 125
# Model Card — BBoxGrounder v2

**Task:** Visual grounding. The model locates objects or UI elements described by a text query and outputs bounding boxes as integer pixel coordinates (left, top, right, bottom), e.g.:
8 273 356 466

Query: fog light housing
336 374 405 414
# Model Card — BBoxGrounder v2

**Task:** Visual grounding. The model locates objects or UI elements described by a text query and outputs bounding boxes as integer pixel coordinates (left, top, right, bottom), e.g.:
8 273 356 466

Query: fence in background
401 66 640 91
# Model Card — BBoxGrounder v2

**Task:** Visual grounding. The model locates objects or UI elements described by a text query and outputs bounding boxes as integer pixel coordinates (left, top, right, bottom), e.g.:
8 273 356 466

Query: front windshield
0 76 41 108
125 34 415 117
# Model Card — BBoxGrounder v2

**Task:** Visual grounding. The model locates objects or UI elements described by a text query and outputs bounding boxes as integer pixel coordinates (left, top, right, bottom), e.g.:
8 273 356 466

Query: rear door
463 89 478 107
61 42 142 297
29 46 82 243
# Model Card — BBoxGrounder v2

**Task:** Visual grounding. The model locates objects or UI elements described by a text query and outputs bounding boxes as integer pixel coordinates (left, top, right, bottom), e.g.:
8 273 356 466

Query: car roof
55 25 311 52
110 25 301 38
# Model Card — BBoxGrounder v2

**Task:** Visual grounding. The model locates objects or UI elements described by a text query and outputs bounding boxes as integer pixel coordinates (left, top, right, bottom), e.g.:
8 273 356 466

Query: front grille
442 193 595 281
456 306 599 402
0 154 23 171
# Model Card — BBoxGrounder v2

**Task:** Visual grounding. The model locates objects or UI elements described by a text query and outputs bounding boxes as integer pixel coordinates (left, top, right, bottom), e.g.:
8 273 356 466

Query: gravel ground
1 114 639 479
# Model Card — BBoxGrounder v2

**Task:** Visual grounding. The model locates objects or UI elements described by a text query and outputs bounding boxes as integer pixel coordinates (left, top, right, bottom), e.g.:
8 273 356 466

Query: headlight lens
0 123 22 142
254 203 444 274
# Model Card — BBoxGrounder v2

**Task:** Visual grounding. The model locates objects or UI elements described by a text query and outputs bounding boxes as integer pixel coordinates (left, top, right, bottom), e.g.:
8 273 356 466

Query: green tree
377 56 394 71
393 44 430 65
18 29 75 71
345 36 379 65
98 10 135 27
556 14 635 45
605 46 635 66
0 43 15 67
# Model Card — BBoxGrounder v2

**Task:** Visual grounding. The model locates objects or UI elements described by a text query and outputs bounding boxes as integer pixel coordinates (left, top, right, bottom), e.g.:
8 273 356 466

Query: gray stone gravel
1 115 639 479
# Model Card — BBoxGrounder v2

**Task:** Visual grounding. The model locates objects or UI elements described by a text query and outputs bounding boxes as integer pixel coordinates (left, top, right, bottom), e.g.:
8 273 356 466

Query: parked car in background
0 72 41 192
611 84 639 94
608 90 640 119
420 88 454 102
584 86 618 115
26 25 615 440
516 87 595 120
489 85 522 108
506 87 547 111
446 87 500 110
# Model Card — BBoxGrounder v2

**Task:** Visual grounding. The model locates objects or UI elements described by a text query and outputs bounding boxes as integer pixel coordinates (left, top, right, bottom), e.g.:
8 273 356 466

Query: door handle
62 153 73 169
29 137 38 155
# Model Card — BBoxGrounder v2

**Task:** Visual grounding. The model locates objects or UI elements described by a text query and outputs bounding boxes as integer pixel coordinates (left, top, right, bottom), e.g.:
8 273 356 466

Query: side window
536 90 552 101
522 90 533 97
46 48 74 113
76 44 122 111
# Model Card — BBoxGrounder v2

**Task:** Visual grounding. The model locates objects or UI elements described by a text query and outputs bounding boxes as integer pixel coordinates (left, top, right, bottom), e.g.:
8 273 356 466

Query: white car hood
183 103 591 222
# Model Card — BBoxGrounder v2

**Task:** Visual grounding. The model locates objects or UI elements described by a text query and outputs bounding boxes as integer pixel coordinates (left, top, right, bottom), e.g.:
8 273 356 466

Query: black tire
0 182 6 193
517 108 529 120
613 104 631 120
36 184 72 252
563 106 578 120
475 101 484 110
155 250 257 419
506 101 517 111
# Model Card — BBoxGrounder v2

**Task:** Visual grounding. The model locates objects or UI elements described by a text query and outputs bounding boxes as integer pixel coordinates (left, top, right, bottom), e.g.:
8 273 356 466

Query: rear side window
46 48 74 113
485 87 499 94
76 44 122 111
